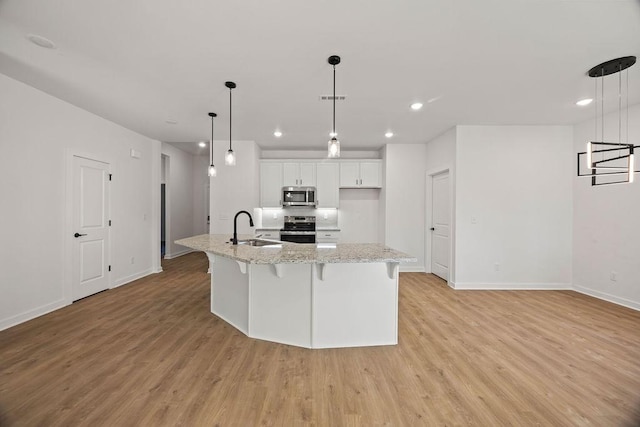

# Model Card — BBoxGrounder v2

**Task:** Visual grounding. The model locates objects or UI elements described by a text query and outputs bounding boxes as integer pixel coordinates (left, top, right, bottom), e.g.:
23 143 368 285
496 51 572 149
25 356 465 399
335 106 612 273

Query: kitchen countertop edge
176 234 416 265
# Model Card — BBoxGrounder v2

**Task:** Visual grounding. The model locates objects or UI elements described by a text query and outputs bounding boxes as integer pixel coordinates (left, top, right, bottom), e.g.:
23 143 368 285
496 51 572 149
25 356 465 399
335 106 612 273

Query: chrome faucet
232 210 254 245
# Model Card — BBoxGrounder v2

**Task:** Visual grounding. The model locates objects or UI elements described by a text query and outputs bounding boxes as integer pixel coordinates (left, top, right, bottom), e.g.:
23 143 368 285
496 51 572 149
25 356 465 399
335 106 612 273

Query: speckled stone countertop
176 234 416 265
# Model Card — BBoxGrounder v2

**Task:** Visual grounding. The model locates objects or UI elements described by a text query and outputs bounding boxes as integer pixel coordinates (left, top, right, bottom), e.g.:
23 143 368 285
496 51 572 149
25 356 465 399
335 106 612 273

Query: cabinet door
339 162 360 187
359 162 381 188
298 162 316 186
282 163 299 186
256 230 279 239
316 231 340 243
316 162 339 208
260 162 283 207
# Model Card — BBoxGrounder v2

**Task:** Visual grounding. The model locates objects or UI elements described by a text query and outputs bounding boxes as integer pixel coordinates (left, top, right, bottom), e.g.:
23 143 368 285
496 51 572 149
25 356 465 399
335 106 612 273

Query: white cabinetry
283 162 316 187
316 162 339 208
339 161 382 188
255 229 279 239
316 230 340 243
260 162 283 207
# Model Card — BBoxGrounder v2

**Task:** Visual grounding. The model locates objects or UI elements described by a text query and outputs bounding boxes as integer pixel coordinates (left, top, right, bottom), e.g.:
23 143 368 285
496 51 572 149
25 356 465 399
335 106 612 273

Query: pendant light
225 81 237 166
327 55 341 158
577 56 637 186
208 112 217 177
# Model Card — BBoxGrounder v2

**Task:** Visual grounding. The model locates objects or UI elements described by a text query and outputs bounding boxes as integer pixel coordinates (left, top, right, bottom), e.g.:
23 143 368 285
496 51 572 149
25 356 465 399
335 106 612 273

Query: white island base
206 253 399 349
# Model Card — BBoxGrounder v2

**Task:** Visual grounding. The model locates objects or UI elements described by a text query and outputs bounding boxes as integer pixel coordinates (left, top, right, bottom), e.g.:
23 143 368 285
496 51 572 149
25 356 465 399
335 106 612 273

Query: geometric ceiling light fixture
208 112 217 177
577 56 638 186
327 55 341 158
225 81 237 166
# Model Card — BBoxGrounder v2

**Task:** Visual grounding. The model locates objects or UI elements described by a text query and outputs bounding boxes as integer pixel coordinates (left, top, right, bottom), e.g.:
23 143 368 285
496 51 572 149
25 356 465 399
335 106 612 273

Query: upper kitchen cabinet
339 161 382 188
260 162 283 207
316 162 339 208
283 162 316 187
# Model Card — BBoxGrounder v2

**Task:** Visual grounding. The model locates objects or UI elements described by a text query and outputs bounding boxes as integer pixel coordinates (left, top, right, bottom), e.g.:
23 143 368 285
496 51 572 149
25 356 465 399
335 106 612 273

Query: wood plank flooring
1 252 639 426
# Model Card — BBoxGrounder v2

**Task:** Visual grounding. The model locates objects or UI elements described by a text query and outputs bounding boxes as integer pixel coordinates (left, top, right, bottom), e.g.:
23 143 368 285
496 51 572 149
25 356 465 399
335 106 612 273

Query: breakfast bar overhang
176 235 416 349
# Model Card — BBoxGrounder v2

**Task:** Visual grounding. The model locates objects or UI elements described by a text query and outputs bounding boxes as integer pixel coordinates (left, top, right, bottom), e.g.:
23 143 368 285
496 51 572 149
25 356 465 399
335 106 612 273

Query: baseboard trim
573 285 640 312
112 268 155 289
164 248 193 260
0 299 67 332
451 281 572 290
399 266 426 273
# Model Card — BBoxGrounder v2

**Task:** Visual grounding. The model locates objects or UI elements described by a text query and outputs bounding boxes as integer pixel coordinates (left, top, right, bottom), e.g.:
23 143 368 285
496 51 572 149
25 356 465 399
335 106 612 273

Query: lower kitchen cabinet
255 229 280 239
316 230 340 243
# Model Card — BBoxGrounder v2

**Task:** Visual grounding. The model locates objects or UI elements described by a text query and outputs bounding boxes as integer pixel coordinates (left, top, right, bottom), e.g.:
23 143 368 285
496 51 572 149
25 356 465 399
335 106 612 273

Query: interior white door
72 156 111 300
431 171 449 281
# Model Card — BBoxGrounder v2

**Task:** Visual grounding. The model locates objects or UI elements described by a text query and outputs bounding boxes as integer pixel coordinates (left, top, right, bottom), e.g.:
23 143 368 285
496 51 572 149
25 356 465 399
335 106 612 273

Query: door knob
430 227 435 231
74 232 87 238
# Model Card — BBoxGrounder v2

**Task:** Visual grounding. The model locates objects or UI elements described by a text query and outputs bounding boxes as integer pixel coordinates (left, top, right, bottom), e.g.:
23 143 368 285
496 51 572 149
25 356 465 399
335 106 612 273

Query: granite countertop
176 234 416 265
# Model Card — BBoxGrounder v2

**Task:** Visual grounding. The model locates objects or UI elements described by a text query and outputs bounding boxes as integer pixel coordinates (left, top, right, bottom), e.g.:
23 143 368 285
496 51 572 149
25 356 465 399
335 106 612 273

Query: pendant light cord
229 88 232 151
333 65 336 135
210 116 214 165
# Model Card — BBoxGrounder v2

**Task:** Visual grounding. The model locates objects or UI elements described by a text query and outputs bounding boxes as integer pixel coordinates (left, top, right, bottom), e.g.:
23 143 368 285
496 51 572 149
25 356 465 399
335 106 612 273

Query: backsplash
255 207 338 229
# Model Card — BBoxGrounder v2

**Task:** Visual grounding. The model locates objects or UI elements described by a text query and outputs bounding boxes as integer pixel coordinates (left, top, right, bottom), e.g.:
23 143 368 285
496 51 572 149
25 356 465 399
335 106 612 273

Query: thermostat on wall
130 149 141 159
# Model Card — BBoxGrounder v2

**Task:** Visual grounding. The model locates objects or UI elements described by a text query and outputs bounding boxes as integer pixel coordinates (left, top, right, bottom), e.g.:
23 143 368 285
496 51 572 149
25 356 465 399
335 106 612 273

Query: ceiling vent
319 95 346 101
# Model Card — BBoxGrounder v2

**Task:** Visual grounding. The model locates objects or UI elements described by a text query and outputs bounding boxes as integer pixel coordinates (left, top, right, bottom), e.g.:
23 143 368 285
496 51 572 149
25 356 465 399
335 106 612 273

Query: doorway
427 170 450 281
161 154 169 258
71 155 111 300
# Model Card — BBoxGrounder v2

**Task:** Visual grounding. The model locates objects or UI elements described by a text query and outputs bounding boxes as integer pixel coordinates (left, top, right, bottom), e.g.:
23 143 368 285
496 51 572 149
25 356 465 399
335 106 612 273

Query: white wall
0 73 161 331
383 144 428 271
425 128 457 282
192 154 209 236
210 141 260 237
572 103 640 310
454 126 573 289
339 189 381 243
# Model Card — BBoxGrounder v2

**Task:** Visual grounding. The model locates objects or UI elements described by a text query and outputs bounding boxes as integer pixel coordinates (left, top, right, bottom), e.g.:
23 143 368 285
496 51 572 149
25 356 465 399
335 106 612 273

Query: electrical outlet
494 263 500 271
471 216 478 224
610 271 618 282
130 257 135 264
272 212 278 219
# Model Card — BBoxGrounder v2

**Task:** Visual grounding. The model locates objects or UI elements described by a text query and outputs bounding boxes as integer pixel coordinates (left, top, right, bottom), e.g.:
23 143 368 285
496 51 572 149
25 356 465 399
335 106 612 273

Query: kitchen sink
237 239 282 247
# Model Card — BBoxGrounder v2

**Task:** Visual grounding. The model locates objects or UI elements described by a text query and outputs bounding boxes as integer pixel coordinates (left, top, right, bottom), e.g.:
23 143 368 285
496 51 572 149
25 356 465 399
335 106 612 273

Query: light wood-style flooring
1 252 639 426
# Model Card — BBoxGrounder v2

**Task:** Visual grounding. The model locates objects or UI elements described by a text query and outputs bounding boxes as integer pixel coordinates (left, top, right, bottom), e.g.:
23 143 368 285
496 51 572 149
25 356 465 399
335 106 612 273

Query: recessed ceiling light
27 34 56 49
165 119 178 124
198 142 206 148
410 102 423 111
385 131 394 138
576 98 593 106
274 130 282 137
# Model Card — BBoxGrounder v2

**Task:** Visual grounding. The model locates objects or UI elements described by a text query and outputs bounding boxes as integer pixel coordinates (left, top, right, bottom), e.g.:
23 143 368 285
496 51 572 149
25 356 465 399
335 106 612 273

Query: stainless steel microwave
282 186 316 207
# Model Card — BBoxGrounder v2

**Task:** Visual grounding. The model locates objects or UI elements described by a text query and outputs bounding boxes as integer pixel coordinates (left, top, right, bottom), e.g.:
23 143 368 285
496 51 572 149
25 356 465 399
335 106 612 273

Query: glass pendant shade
208 164 217 177
225 149 236 166
328 137 340 158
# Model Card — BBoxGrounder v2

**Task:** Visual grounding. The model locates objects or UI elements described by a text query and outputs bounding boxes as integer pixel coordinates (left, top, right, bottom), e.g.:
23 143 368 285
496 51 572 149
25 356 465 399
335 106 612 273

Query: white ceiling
1 0 639 156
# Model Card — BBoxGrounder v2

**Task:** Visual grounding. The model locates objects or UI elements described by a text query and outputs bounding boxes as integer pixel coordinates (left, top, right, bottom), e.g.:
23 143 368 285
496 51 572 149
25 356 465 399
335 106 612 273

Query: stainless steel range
280 216 316 244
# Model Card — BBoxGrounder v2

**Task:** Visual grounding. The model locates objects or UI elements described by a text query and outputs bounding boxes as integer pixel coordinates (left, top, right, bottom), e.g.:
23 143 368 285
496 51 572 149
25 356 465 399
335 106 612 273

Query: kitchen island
175 234 416 349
